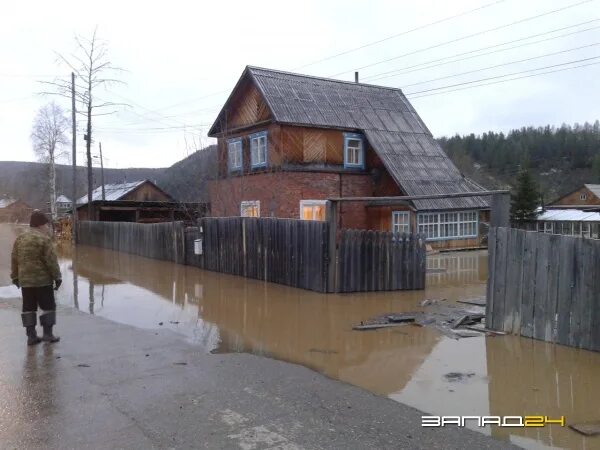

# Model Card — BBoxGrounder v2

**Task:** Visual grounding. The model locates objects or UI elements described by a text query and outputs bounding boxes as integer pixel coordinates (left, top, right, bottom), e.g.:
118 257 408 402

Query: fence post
491 192 511 228
326 200 338 293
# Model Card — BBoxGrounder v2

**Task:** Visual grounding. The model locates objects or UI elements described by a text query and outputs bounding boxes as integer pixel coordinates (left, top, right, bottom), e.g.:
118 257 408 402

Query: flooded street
2 224 600 450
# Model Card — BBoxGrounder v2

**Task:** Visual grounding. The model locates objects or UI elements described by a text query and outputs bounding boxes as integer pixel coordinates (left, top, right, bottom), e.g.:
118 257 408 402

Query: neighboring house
548 184 600 208
524 184 600 239
208 66 489 250
0 198 33 223
56 194 72 216
75 180 198 222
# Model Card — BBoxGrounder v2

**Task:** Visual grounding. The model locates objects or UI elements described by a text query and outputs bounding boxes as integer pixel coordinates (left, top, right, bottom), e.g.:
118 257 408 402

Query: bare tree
41 28 126 216
31 102 69 220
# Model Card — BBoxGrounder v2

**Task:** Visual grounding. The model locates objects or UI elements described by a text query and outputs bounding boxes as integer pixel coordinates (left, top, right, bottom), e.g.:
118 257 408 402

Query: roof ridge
246 65 406 94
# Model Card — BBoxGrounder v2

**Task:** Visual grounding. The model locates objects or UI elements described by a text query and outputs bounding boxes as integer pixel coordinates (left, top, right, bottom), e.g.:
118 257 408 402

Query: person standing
10 210 62 345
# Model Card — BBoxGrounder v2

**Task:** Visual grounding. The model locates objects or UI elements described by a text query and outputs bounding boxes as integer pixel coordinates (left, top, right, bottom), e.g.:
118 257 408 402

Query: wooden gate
336 230 426 292
190 217 330 292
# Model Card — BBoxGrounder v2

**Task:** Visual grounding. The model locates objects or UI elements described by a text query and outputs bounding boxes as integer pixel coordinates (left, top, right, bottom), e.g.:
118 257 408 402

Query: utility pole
71 72 78 243
99 142 106 201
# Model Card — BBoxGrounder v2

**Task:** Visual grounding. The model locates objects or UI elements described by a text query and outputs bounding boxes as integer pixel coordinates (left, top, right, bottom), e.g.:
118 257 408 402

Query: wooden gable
550 186 600 207
213 77 272 134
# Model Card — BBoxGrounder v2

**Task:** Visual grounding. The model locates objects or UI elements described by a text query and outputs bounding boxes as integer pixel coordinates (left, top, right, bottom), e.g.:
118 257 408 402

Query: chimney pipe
355 71 359 83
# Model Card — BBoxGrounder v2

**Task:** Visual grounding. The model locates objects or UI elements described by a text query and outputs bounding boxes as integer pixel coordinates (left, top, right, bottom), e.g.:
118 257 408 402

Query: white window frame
250 131 268 168
417 210 479 241
580 193 588 201
299 200 327 221
240 200 260 217
227 139 243 172
391 211 410 234
343 133 364 168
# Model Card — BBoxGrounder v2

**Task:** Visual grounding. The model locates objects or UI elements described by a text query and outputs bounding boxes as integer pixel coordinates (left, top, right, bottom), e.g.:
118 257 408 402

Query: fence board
545 234 561 342
491 227 508 331
503 229 523 333
519 231 537 338
579 239 595 349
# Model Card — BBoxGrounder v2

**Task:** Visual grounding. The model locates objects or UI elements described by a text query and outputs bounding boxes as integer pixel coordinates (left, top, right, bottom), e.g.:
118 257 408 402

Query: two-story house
208 66 489 250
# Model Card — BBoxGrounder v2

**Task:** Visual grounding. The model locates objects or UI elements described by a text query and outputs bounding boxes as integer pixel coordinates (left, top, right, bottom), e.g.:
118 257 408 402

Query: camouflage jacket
10 229 61 288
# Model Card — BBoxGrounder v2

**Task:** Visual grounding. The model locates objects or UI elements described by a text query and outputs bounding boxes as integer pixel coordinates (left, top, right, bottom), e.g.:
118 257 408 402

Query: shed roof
537 209 600 222
0 198 16 208
76 181 146 204
209 66 489 211
56 195 71 203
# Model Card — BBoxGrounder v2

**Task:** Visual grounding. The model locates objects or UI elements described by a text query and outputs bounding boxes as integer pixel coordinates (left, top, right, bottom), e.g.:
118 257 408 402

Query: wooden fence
487 227 600 352
77 218 426 293
77 221 186 264
337 229 425 292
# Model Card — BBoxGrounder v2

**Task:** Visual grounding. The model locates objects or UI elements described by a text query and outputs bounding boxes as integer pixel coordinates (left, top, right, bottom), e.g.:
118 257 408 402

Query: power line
400 41 600 89
291 0 508 71
406 58 600 98
328 0 596 78
363 19 600 82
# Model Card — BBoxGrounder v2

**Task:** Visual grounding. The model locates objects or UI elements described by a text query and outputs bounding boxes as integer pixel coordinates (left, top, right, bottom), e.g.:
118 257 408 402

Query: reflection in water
487 336 600 450
1 221 599 450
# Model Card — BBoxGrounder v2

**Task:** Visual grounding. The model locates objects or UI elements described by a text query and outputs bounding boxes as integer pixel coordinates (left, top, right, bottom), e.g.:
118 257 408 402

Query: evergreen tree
511 169 540 222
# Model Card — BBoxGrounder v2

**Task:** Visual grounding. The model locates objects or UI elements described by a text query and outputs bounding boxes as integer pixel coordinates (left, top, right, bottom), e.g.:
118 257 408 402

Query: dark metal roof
210 66 489 211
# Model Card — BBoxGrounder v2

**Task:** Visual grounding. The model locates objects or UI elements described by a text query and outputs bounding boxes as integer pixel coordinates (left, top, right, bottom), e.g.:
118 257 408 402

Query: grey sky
1 0 599 168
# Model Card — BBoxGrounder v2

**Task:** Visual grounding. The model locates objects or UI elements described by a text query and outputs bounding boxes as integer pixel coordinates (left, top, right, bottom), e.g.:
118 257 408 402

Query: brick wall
209 171 380 229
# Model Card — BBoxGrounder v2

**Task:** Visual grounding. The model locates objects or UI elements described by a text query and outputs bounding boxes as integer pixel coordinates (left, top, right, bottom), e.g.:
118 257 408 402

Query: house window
344 133 364 168
392 211 410 234
241 201 260 217
228 139 242 171
417 210 478 241
250 131 268 168
300 200 326 221
580 193 588 201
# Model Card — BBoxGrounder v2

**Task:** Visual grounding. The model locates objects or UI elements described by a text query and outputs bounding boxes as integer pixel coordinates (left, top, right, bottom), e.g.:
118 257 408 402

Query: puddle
1 223 600 450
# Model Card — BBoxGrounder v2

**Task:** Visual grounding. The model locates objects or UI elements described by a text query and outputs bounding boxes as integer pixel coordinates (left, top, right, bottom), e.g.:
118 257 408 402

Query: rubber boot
39 311 60 343
21 312 41 346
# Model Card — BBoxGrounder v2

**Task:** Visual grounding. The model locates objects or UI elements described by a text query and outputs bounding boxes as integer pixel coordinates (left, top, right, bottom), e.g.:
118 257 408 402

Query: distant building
0 198 33 223
548 184 600 208
524 184 600 239
56 195 72 217
75 180 206 223
208 66 489 250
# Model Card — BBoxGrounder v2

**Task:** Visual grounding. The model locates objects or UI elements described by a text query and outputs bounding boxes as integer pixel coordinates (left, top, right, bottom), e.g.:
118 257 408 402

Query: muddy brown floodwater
1 223 599 450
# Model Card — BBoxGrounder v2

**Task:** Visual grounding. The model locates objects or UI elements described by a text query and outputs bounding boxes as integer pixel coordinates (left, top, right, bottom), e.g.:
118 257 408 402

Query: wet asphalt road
0 298 519 449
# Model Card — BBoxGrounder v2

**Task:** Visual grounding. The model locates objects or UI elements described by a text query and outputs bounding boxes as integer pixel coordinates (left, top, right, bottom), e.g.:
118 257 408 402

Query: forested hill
0 145 216 209
0 161 163 209
438 121 600 202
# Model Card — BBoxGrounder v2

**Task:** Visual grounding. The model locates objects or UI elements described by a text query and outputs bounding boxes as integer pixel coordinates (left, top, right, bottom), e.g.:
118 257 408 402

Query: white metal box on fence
194 238 203 255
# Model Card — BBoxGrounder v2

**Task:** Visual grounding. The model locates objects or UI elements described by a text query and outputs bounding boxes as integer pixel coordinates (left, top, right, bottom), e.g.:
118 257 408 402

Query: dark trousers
22 286 56 313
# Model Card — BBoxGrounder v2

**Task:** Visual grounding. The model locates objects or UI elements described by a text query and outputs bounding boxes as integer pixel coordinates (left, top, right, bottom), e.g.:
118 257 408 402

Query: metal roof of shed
0 198 16 208
209 66 489 211
537 209 600 222
76 181 146 204
584 184 600 199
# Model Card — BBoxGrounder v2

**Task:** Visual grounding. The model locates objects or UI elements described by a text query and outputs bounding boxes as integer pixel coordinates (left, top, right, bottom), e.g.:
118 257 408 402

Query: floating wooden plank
457 298 487 307
569 422 600 436
353 322 410 331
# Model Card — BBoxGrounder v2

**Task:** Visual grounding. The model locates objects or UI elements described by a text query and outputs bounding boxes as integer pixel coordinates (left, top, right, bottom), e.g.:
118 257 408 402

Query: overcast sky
1 0 599 168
